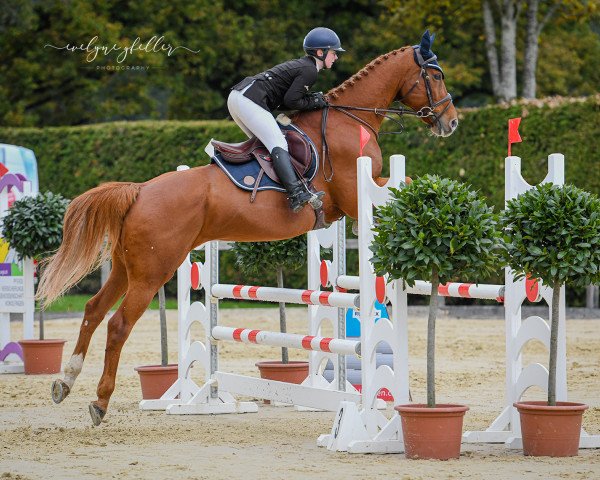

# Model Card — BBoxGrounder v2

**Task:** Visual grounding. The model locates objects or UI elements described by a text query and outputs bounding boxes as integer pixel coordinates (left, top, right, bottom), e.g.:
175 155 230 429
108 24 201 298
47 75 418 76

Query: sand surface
1 308 599 479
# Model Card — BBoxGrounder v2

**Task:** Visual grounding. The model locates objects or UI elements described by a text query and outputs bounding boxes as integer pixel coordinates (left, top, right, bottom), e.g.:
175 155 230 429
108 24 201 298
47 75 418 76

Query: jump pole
319 154 410 453
336 276 505 302
211 326 361 356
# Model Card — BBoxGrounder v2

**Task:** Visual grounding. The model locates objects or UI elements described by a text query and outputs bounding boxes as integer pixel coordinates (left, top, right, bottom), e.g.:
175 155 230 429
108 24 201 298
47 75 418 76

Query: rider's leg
270 147 323 212
227 90 323 212
227 91 254 139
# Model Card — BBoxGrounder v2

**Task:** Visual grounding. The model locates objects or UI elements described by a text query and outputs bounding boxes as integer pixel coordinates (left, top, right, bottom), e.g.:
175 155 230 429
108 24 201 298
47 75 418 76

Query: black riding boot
271 147 324 213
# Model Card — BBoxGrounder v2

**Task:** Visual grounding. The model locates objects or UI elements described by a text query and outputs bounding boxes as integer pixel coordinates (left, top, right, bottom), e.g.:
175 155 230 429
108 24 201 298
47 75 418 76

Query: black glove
308 92 328 110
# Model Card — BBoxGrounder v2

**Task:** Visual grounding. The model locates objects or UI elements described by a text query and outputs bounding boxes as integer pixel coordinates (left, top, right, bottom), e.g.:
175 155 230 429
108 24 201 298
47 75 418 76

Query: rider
228 27 344 212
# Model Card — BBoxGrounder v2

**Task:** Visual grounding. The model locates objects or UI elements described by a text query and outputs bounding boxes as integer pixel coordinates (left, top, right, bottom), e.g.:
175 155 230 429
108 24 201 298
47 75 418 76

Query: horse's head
396 30 458 137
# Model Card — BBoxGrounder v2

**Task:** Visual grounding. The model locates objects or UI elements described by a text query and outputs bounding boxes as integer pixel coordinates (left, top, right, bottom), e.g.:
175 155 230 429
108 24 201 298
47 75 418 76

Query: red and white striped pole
212 326 361 356
335 275 505 302
211 284 360 308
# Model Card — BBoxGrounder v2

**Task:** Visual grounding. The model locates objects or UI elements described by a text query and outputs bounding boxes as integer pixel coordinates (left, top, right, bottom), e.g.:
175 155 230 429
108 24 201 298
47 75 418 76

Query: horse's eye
433 74 442 81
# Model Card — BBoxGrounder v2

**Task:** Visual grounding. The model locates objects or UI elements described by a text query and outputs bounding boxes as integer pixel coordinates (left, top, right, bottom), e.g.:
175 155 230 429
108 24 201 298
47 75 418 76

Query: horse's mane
328 46 408 100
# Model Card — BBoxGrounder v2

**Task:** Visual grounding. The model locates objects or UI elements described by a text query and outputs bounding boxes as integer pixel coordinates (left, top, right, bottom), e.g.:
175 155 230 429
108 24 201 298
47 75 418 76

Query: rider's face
316 49 338 69
324 50 338 69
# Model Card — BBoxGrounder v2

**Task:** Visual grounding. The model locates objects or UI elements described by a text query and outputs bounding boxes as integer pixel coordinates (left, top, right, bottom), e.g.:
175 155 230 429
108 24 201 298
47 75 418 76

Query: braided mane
328 47 407 99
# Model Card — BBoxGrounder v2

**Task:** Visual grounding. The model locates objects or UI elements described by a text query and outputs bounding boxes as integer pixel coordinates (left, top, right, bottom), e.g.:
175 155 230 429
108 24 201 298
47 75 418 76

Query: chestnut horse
40 32 457 425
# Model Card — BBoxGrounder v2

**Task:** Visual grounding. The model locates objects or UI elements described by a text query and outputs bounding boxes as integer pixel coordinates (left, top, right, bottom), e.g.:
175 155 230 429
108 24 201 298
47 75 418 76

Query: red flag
0 163 7 177
359 126 370 156
508 117 522 156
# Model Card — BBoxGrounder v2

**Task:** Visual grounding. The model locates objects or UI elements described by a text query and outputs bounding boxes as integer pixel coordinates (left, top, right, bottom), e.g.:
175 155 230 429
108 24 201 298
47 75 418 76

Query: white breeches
227 89 288 153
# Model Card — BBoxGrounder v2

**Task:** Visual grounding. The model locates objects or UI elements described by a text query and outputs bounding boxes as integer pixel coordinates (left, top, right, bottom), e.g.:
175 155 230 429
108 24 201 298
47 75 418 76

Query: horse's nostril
450 118 459 130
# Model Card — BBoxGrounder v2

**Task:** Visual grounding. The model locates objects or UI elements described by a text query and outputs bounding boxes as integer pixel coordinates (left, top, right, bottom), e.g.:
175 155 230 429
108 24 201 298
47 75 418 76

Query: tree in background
383 0 599 102
1 0 599 125
482 0 597 101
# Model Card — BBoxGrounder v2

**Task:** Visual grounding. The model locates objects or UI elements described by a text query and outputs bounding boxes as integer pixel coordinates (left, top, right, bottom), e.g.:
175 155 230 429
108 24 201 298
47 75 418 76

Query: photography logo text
44 35 201 70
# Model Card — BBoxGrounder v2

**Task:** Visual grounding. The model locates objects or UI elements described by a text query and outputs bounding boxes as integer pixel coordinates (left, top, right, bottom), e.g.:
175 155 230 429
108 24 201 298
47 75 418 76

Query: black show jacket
232 56 319 111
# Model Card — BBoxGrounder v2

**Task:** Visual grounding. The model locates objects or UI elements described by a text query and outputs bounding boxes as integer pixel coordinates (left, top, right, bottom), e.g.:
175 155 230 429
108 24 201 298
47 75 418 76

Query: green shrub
0 98 597 204
502 183 600 405
2 192 69 260
371 175 502 406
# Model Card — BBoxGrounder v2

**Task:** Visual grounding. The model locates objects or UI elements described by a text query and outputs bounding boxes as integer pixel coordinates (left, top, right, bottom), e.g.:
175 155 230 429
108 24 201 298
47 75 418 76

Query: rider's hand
309 92 328 110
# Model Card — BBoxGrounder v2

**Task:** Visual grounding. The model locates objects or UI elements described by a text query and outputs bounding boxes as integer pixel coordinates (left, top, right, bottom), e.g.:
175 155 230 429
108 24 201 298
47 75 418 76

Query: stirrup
308 191 324 210
289 189 313 213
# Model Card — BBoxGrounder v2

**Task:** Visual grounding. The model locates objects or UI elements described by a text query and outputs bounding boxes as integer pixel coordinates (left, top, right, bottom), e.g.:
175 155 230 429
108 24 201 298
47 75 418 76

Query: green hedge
0 96 598 204
0 96 597 305
378 96 600 208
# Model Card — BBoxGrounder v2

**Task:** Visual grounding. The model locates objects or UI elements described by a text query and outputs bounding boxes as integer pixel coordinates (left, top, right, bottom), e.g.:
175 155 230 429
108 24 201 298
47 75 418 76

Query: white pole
212 326 361 356
211 284 360 309
337 275 504 301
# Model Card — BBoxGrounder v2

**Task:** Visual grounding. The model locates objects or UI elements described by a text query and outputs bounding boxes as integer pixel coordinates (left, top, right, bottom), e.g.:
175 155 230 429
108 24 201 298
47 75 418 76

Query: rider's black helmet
303 27 345 61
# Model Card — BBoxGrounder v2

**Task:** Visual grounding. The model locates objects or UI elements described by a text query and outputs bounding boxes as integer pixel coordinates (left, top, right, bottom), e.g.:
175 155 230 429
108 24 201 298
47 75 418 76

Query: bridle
319 46 453 181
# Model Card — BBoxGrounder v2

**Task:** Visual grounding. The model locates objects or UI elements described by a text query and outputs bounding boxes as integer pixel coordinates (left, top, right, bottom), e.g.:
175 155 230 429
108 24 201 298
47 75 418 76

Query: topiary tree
370 175 502 407
2 192 70 339
502 183 600 406
231 236 307 364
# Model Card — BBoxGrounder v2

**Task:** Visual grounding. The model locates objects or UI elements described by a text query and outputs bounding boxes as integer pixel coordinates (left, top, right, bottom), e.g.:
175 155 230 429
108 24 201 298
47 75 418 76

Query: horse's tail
37 182 142 306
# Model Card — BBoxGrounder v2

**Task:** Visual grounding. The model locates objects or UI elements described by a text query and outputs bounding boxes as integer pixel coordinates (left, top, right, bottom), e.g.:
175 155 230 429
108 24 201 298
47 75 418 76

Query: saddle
207 121 327 229
211 128 313 184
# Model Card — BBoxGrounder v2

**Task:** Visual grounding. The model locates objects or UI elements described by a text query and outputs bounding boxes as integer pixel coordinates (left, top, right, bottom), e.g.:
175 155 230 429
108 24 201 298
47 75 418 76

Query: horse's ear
420 29 435 56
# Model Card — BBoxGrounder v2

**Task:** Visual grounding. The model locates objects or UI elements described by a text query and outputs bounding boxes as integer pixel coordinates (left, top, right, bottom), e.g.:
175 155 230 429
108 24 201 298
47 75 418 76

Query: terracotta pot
395 403 469 460
514 401 588 457
18 339 65 375
134 364 178 399
255 361 309 404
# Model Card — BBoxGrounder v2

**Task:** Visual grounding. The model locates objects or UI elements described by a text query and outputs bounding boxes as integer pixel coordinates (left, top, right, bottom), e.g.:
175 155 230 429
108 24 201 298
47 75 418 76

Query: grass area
44 294 299 313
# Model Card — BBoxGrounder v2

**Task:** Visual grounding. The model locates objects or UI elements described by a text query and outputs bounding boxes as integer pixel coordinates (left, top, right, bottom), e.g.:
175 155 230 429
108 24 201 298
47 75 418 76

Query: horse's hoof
88 403 106 426
51 379 70 404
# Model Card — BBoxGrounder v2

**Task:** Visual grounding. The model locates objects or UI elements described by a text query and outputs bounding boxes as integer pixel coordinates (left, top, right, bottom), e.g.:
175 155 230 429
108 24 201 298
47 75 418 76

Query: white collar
311 56 323 71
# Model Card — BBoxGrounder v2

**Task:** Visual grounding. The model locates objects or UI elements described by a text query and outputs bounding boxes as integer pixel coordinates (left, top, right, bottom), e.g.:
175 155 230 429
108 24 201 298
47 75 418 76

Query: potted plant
134 286 178 399
503 183 600 457
370 175 502 460
231 236 309 387
2 191 69 374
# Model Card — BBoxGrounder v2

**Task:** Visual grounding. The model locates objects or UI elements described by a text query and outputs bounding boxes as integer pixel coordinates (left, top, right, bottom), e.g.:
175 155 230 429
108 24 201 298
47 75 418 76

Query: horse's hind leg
51 255 128 404
88 282 156 426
